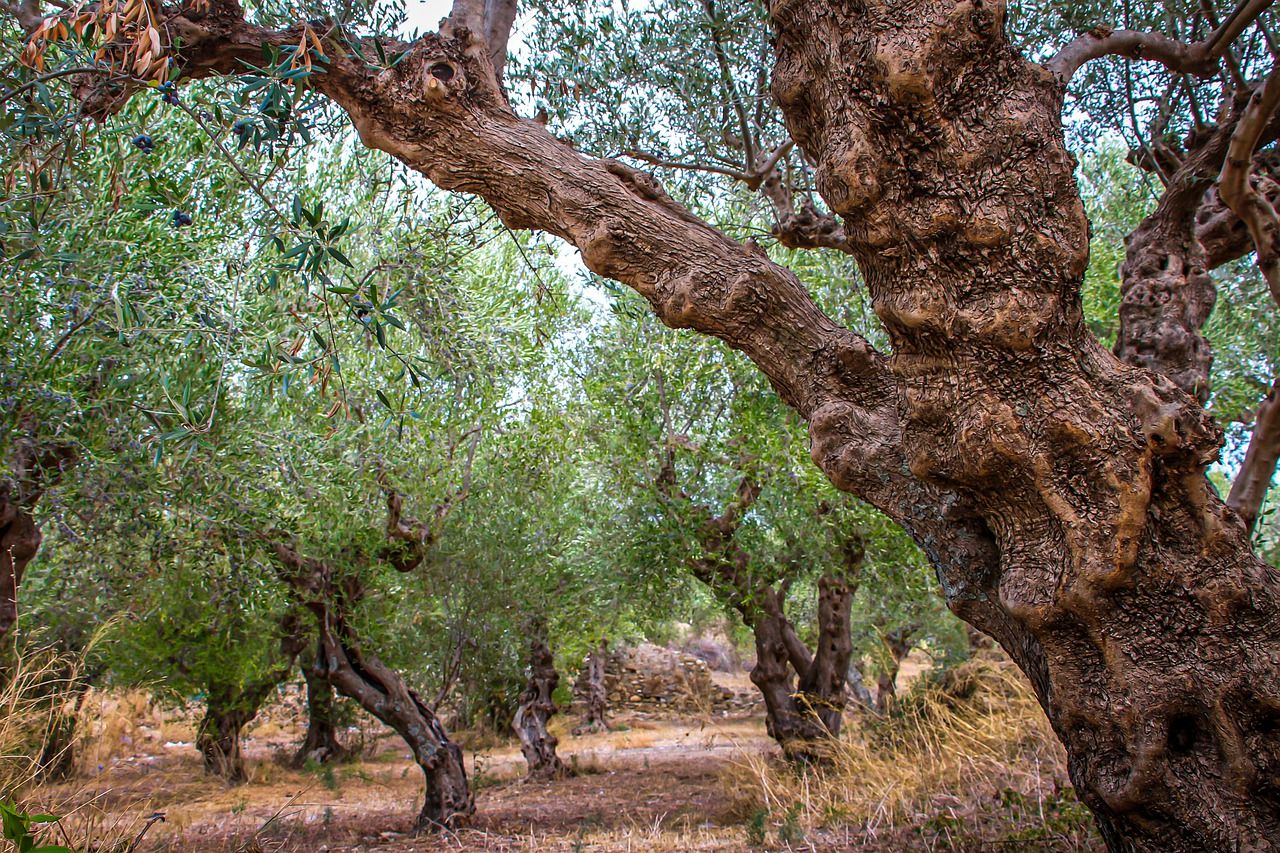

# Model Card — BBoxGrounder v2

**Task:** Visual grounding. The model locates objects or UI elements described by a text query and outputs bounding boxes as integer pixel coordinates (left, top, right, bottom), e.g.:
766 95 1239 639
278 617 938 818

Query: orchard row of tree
7 0 1280 848
0 94 961 827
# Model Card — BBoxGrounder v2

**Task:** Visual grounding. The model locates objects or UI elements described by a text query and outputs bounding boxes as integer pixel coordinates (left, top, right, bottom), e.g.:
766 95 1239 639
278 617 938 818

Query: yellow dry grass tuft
724 654 1102 850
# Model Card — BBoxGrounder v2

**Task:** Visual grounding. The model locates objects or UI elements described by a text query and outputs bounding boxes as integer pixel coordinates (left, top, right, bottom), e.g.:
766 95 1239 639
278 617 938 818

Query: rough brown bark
48 0 1280 846
1229 377 1280 534
292 648 346 768
512 627 570 781
0 439 76 649
0 485 40 649
768 2 1280 848
573 637 609 734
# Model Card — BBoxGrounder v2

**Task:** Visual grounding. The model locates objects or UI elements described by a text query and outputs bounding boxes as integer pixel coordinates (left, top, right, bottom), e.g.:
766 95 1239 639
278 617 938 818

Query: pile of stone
574 642 760 717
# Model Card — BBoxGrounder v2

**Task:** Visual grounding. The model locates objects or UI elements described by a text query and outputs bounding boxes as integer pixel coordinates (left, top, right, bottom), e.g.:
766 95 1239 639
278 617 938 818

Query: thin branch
622 149 753 183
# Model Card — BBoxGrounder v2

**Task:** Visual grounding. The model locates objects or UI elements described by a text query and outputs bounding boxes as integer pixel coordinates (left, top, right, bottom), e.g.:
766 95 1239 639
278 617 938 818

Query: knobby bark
573 637 609 734
512 626 570 780
292 647 346 768
41 0 1280 846
769 1 1280 847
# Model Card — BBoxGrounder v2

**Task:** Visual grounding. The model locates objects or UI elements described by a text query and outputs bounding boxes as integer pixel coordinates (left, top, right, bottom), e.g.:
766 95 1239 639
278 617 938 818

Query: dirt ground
34 652 1050 853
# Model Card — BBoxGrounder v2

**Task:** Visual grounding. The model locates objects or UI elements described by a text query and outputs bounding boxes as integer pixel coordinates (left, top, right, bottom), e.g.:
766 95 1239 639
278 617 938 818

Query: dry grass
0 641 162 852
725 655 1103 850
0 642 81 795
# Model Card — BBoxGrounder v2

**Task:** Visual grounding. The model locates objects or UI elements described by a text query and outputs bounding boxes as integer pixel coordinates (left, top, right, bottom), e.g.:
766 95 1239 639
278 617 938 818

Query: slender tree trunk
512 632 570 781
874 628 915 714
1228 376 1280 533
574 637 609 734
292 650 345 768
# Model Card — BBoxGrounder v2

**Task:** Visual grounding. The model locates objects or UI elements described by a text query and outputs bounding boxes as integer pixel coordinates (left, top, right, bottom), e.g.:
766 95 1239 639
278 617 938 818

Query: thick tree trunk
0 485 41 649
574 637 609 734
767 2 1280 847
512 632 570 781
292 651 345 768
97 3 1280 846
794 568 857 738
196 695 255 784
271 543 474 830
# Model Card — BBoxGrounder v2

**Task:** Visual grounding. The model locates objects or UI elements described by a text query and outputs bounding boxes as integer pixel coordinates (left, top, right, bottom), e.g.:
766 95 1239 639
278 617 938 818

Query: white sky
401 0 461 35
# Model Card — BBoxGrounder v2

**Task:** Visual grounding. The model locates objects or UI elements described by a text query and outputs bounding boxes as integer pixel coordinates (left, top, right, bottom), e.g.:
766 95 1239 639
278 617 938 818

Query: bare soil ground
32 655 1095 852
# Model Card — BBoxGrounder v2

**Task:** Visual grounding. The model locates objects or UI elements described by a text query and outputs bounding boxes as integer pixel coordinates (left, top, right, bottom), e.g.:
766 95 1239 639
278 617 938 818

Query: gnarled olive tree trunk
292 648 346 768
270 542 473 830
197 615 305 784
660 459 863 760
70 0 1280 845
573 637 609 734
512 628 570 780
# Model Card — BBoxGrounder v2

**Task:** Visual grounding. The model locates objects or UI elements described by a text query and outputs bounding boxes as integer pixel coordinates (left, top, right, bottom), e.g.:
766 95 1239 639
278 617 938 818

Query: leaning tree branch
1048 0 1276 83
1219 61 1280 305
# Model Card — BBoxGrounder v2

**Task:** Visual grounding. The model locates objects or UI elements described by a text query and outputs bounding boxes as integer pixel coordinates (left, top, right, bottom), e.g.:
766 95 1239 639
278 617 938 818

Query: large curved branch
1048 0 1275 83
1220 62 1280 304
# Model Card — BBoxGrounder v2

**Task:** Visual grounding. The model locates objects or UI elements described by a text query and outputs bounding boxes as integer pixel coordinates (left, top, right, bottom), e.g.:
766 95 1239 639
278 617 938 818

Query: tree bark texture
270 542 473 830
512 630 570 780
292 648 346 768
0 485 39 649
573 637 609 734
0 439 76 649
68 0 1280 846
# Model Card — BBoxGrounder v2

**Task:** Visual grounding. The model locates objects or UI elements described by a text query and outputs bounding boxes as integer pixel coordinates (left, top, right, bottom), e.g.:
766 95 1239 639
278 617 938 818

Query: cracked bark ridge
512 624 571 781
771 0 1280 848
